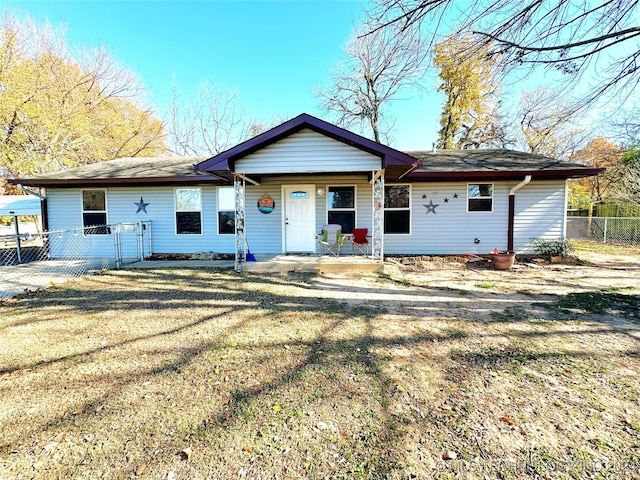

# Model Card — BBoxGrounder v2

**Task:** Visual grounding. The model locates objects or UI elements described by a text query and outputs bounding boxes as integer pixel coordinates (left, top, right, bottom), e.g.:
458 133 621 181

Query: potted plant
531 238 574 263
489 248 516 270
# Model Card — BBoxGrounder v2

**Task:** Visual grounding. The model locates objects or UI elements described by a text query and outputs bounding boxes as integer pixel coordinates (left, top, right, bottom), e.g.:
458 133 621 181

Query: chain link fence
0 221 151 300
567 217 640 245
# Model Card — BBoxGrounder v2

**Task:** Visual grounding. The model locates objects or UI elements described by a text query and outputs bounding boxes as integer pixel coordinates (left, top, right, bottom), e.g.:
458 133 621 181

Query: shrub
531 238 574 257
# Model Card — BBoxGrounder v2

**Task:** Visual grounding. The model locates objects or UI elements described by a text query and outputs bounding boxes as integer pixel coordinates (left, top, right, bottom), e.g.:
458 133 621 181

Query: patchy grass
1 265 639 480
538 289 640 319
571 239 640 257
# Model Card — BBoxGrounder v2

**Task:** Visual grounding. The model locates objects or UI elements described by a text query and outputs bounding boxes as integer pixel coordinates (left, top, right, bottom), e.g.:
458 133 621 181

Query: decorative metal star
134 197 150 214
422 193 427 199
423 199 439 215
444 197 449 203
453 193 458 199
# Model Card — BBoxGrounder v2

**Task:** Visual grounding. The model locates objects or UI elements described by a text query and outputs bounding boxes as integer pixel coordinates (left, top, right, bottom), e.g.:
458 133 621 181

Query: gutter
17 184 46 200
17 184 48 231
507 175 532 252
11 175 224 188
397 159 424 180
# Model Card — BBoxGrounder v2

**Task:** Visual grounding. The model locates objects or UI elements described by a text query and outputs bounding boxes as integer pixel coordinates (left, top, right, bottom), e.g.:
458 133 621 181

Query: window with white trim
175 188 202 234
218 187 235 235
384 184 411 234
82 189 109 235
467 183 493 212
327 186 355 234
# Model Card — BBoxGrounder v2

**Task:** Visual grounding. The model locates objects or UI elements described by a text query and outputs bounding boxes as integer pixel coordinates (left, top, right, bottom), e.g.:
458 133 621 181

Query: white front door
284 185 316 252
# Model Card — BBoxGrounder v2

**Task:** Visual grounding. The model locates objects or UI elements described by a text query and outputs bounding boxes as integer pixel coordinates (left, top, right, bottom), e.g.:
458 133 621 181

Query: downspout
17 184 45 200
507 175 532 252
397 159 423 180
17 184 48 232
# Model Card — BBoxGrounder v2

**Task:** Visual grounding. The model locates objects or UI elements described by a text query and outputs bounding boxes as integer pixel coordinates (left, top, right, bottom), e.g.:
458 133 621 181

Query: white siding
44 178 567 256
46 187 233 255
235 129 382 174
384 180 568 255
384 182 509 255
46 189 114 258
254 174 371 254
244 186 283 253
512 180 567 252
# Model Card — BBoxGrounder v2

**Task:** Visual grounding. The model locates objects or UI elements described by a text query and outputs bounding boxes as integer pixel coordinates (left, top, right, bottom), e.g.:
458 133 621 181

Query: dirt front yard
1 249 639 479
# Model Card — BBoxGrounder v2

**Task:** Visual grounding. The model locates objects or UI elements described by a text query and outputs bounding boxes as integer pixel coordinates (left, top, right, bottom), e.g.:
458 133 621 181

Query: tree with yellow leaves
433 33 507 149
0 12 167 178
570 137 624 205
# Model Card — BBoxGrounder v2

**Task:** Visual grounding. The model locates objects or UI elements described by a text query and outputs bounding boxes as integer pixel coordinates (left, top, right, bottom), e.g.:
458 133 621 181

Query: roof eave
10 175 228 188
403 167 606 182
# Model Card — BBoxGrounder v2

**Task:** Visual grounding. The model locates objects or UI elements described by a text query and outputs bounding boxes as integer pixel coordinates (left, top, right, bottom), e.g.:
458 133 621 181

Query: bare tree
616 146 640 203
589 111 640 204
167 80 253 157
367 0 640 106
512 87 588 160
617 164 640 204
316 22 427 143
608 102 640 146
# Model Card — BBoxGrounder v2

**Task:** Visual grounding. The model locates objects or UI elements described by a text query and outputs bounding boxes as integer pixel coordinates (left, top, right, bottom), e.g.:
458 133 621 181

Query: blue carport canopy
0 195 42 216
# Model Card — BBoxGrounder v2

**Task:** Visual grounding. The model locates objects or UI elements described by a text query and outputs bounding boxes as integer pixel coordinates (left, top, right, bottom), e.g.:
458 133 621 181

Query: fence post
603 217 608 244
113 224 122 269
11 213 22 264
145 221 152 257
137 221 144 261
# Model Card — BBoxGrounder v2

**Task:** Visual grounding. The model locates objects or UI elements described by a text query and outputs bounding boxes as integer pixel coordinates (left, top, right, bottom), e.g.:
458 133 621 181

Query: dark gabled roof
11 156 226 188
195 113 420 176
405 149 605 181
10 118 605 188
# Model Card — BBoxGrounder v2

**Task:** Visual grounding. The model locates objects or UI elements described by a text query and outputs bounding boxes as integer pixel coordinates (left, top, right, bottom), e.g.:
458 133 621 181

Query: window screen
218 187 235 234
176 188 202 234
327 186 356 234
468 184 493 212
384 185 410 234
82 190 109 235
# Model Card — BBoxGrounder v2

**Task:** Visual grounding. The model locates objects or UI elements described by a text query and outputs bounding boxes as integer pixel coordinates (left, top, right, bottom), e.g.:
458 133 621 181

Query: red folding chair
351 228 369 256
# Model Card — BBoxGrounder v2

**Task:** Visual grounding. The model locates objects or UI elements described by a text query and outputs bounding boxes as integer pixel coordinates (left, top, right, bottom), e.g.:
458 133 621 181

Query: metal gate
0 221 152 300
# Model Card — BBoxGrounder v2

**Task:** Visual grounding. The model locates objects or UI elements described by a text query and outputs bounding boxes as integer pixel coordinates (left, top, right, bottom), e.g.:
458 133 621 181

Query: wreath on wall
257 194 275 214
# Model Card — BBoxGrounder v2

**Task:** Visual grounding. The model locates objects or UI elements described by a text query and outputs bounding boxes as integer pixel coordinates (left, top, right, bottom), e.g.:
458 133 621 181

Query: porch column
234 174 246 272
372 170 384 263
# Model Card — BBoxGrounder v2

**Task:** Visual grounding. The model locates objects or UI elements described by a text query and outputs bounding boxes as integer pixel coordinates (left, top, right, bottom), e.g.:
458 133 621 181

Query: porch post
234 174 246 272
372 170 384 263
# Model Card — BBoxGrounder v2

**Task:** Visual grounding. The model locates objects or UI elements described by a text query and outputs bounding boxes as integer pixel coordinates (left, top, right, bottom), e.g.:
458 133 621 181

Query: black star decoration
423 199 439 215
453 193 459 199
422 193 427 199
444 197 449 203
134 197 150 214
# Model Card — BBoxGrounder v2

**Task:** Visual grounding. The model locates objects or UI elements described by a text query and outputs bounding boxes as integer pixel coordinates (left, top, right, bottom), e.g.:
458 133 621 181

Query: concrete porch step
125 254 383 274
241 254 383 274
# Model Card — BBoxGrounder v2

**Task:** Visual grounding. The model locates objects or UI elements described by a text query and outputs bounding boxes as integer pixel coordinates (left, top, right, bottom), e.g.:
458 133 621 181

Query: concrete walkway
124 254 383 274
0 258 115 301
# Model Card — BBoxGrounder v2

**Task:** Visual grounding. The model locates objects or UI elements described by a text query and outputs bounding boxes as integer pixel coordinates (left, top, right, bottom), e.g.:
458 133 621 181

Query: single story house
12 113 603 265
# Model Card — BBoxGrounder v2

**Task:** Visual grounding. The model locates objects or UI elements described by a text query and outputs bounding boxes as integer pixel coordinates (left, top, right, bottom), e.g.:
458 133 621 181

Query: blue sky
5 1 442 150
